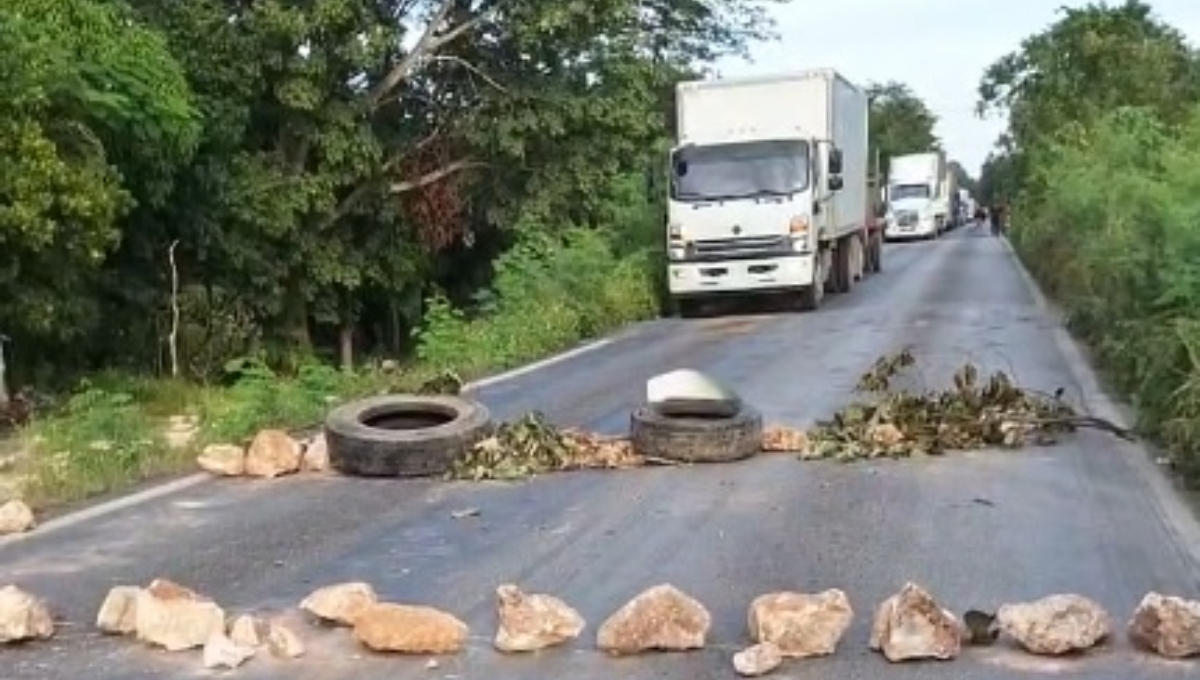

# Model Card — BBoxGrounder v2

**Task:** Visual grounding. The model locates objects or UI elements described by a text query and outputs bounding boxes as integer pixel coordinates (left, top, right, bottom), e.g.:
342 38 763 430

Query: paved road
3 227 1200 679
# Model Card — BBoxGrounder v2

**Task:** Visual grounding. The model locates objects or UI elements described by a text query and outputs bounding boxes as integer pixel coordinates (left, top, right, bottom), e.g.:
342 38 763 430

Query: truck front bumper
884 217 937 240
667 253 815 297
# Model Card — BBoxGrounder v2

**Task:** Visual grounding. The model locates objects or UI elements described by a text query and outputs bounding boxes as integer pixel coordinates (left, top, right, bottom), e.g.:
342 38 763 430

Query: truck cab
885 182 937 239
667 137 839 264
883 151 948 241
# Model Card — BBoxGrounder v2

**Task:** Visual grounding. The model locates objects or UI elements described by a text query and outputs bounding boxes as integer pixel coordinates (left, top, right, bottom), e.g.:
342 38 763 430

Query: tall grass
1013 106 1200 481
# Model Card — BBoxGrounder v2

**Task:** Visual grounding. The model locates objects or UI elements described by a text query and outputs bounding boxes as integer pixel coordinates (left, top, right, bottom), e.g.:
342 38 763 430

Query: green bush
199 356 364 445
415 182 663 372
1013 105 1200 480
21 383 169 504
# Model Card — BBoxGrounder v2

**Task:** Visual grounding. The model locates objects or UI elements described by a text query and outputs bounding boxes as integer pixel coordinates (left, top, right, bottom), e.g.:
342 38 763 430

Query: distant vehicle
944 166 961 231
883 150 953 241
957 188 974 224
663 68 879 316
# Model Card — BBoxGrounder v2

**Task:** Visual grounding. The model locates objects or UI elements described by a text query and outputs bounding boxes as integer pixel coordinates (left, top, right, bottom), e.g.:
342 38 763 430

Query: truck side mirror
828 175 843 191
828 148 843 174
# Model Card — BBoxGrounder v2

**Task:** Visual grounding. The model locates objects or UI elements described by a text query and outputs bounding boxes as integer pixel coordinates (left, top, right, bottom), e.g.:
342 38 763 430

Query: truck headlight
789 215 810 251
668 246 686 260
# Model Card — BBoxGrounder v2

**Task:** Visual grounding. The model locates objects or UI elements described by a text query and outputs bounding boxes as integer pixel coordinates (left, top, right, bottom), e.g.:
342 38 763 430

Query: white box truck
943 166 960 230
957 188 973 224
664 68 879 316
883 150 952 240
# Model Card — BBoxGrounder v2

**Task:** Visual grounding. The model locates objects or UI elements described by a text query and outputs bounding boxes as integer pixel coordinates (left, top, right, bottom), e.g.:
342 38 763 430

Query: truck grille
691 235 791 260
895 210 918 227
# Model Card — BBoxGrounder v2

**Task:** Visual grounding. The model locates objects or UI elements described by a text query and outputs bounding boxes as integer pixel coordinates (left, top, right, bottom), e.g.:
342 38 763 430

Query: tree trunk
282 275 312 352
339 323 354 372
0 343 9 408
389 299 403 354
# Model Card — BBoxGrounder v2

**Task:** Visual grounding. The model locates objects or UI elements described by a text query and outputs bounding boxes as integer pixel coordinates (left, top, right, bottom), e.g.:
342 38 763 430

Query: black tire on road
796 254 824 311
829 239 853 294
677 298 705 319
630 403 763 463
324 394 493 477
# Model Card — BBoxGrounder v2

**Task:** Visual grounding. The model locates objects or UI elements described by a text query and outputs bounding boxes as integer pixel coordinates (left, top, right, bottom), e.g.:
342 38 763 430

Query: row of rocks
197 429 328 478
4 579 1199 675
298 581 708 657
0 580 304 670
97 579 305 669
873 585 1195 664
303 580 1200 665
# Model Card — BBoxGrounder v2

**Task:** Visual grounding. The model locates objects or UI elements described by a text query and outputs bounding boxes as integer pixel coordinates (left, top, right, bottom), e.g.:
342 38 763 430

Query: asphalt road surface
4 226 1200 680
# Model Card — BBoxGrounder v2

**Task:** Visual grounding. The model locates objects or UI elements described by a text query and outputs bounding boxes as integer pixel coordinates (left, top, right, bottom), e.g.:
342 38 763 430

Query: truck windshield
670 140 809 202
889 184 930 201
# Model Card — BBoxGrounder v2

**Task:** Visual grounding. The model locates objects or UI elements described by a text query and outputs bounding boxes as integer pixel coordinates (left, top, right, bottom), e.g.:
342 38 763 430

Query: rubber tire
324 394 493 477
796 254 824 311
827 245 843 293
677 298 704 319
829 239 853 294
850 234 865 282
630 402 763 463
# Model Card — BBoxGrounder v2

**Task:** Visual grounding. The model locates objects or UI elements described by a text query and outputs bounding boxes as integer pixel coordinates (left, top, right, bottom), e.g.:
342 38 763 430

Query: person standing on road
990 203 1006 237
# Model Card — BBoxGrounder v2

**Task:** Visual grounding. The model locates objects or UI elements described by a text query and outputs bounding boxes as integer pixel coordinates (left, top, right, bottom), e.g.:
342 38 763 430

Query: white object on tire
646 369 742 418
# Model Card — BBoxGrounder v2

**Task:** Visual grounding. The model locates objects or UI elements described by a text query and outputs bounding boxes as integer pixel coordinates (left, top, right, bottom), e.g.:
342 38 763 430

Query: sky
713 0 1200 177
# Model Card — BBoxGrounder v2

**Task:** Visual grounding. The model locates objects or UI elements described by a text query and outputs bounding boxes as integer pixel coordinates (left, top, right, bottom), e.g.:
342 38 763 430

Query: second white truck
664 68 880 316
883 150 953 241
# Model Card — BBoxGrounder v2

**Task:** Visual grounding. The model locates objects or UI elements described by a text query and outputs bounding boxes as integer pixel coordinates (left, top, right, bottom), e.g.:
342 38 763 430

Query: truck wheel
796 255 824 311
829 239 853 294
797 282 822 311
630 402 763 463
851 235 865 282
325 394 494 477
677 298 704 319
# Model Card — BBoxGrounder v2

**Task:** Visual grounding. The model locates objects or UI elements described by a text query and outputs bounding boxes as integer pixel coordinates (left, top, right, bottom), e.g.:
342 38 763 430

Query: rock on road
3 229 1200 679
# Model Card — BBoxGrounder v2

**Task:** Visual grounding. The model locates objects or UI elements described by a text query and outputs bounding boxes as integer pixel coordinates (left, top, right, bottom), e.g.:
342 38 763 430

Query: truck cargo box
675 68 869 242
